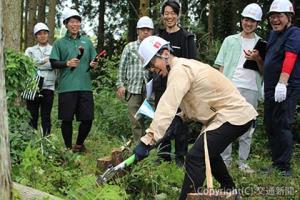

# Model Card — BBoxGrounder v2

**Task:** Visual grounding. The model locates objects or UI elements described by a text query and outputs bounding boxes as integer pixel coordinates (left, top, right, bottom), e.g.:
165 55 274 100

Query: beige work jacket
141 57 258 145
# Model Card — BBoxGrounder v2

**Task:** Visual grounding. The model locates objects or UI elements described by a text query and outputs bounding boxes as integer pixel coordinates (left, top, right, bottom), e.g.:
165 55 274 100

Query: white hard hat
269 0 294 14
136 16 154 29
241 3 263 21
138 36 170 68
33 22 49 35
63 9 82 23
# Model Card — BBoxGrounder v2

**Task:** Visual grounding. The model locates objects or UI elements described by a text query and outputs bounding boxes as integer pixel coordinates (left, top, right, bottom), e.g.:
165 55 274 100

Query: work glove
274 82 287 103
134 142 151 161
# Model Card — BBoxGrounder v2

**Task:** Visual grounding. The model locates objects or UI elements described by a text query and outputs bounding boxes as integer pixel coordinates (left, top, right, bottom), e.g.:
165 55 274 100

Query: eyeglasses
268 13 286 21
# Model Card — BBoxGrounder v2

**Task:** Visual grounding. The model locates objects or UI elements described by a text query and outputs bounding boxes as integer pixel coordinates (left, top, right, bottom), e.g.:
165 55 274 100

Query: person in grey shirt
25 22 56 136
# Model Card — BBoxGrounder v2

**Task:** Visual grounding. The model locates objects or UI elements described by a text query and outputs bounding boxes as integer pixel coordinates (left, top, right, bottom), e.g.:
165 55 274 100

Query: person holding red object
263 0 300 177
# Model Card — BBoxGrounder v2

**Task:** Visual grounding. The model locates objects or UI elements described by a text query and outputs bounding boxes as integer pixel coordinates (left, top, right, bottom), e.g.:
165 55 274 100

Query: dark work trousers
155 89 188 162
26 89 54 136
179 121 253 200
159 115 188 161
264 88 300 171
61 120 92 148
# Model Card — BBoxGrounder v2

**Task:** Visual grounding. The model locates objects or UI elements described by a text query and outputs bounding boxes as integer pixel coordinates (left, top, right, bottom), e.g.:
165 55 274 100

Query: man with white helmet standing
263 0 300 176
50 9 98 152
116 16 154 143
214 3 264 173
134 35 257 199
25 22 56 136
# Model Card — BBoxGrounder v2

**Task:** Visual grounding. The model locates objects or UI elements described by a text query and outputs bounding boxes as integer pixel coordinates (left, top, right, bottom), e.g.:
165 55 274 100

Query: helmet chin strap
166 65 171 72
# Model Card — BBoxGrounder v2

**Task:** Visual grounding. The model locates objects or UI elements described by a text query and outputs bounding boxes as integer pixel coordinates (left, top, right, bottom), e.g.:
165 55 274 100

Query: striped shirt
116 40 148 94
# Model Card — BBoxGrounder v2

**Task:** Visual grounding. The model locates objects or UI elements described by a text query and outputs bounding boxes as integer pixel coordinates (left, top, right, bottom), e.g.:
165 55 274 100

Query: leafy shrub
67 175 128 200
92 54 120 91
4 49 35 119
121 152 183 199
93 89 131 139
4 49 37 163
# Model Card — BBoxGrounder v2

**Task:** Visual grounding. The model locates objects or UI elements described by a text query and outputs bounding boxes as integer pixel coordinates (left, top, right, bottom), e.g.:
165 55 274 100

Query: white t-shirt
231 37 258 91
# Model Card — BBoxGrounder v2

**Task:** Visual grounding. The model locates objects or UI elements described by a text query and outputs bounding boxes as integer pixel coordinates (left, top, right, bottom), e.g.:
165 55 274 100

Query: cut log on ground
13 182 63 200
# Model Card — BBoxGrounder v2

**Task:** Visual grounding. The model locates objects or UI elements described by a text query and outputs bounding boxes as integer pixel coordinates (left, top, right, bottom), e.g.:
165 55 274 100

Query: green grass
11 94 300 200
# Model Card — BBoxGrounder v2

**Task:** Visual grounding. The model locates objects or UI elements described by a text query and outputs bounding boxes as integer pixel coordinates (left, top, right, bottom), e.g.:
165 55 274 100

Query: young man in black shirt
153 0 197 166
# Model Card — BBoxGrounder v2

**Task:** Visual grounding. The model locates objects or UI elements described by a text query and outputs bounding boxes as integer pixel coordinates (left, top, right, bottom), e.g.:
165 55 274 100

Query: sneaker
279 169 292 177
239 163 255 174
261 166 292 177
261 166 274 175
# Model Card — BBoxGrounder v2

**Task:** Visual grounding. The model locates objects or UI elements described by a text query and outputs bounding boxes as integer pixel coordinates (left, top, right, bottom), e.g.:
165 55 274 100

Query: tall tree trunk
97 0 105 52
3 0 22 51
181 0 188 26
47 0 56 43
20 0 25 51
25 0 37 48
207 0 214 46
0 0 12 199
23 0 29 50
139 0 149 16
37 0 46 22
128 0 139 42
150 0 159 20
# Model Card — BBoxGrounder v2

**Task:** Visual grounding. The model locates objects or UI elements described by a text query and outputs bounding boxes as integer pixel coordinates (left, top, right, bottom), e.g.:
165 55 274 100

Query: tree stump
111 148 123 166
96 156 112 176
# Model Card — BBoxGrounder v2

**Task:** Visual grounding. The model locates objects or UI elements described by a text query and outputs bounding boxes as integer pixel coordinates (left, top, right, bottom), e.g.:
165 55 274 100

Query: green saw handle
124 154 136 166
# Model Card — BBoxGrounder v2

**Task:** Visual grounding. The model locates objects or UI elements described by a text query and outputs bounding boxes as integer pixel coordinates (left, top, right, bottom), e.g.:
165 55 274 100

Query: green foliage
4 49 38 164
92 54 120 91
12 133 85 197
121 153 183 199
4 49 35 119
198 36 222 66
67 175 128 200
93 88 131 139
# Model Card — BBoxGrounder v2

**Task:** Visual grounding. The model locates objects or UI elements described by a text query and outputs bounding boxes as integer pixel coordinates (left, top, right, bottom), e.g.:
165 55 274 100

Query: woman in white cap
134 35 257 200
24 22 55 136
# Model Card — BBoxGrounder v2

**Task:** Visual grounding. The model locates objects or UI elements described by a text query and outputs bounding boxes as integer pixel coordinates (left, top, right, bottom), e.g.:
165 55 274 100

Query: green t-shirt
50 31 97 93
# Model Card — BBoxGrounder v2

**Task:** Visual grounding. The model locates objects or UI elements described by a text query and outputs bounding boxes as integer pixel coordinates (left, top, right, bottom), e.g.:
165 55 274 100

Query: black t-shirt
159 28 184 57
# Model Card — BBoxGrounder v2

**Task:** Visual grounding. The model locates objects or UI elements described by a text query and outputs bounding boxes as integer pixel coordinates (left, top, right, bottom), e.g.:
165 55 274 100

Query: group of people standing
25 9 97 152
23 0 299 199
